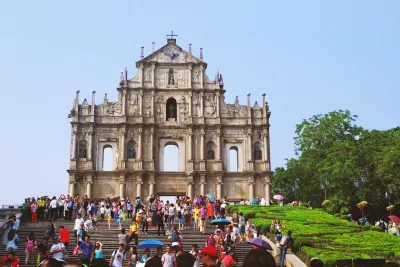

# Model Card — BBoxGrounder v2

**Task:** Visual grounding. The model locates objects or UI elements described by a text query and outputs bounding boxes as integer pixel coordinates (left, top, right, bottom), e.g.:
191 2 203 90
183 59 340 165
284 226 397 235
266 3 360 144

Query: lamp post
292 178 300 200
320 177 329 200
354 170 368 219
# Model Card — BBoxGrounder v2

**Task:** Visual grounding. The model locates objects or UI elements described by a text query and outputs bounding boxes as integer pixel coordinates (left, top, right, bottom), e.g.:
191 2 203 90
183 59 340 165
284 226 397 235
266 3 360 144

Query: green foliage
235 206 400 265
272 110 400 221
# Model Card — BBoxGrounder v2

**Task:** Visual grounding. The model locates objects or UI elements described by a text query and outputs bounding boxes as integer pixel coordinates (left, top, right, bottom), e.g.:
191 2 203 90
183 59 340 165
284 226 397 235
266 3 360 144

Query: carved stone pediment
140 43 202 64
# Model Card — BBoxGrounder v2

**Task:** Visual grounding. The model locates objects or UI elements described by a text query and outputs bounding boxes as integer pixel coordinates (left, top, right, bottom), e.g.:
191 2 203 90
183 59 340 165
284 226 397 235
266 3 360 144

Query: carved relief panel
204 93 216 116
128 93 140 116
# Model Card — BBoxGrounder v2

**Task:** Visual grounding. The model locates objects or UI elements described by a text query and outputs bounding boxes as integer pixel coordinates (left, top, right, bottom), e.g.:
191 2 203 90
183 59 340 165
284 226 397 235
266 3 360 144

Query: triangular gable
138 41 203 64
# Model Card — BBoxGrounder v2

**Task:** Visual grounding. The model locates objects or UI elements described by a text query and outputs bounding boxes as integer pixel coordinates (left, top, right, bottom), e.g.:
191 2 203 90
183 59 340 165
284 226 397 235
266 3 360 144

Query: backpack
26 237 34 250
112 250 126 264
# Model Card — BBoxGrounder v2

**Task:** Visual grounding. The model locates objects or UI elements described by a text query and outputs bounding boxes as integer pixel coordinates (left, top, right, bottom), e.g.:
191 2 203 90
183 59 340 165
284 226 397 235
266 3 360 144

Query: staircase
0 218 253 266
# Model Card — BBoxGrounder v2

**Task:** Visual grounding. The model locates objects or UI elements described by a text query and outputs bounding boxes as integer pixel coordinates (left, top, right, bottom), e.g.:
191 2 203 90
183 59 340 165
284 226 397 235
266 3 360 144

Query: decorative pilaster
216 129 221 161
151 64 155 88
138 127 143 160
188 64 192 88
136 176 143 198
149 175 155 196
149 127 154 162
200 65 204 89
119 176 126 198
263 129 269 168
151 92 155 116
120 129 126 167
88 129 93 161
139 90 143 116
200 175 206 196
139 64 144 87
122 90 126 116
187 129 193 160
247 129 252 162
86 175 93 199
200 128 205 160
200 92 204 117
69 175 76 197
188 92 192 117
216 92 220 116
248 176 255 201
187 175 194 200
216 176 223 200
264 176 271 206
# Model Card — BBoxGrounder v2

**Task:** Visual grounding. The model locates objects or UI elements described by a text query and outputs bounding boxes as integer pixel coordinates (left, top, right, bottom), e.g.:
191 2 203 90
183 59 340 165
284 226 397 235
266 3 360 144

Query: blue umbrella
247 237 273 250
206 194 216 201
138 240 164 249
211 218 231 225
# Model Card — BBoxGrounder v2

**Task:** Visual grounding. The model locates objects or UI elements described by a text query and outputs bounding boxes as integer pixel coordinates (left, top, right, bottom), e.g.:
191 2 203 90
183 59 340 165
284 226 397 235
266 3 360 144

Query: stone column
88 129 93 161
248 176 255 201
216 176 223 201
122 90 126 116
262 93 266 122
188 130 192 160
200 65 204 89
188 64 192 88
69 174 76 196
151 92 155 116
263 130 268 164
200 92 204 117
247 129 252 162
91 90 96 115
86 175 93 199
200 128 205 160
138 127 143 160
149 127 154 161
200 175 206 196
187 176 194 200
120 129 126 162
151 64 155 87
188 92 192 117
149 175 155 196
69 182 75 198
139 91 143 116
216 92 220 116
136 176 142 198
119 182 125 198
216 129 221 160
264 176 271 206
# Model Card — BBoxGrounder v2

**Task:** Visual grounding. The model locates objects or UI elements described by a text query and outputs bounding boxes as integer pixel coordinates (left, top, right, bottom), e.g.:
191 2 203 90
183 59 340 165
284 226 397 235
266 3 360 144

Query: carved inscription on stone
179 96 188 123
144 69 152 83
193 69 200 83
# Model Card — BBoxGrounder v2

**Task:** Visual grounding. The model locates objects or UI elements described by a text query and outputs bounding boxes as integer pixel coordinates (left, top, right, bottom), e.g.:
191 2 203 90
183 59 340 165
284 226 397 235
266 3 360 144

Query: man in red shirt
59 226 70 250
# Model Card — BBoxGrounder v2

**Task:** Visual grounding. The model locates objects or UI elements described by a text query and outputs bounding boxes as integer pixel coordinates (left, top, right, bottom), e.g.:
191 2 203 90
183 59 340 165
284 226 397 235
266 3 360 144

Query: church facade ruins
67 37 272 203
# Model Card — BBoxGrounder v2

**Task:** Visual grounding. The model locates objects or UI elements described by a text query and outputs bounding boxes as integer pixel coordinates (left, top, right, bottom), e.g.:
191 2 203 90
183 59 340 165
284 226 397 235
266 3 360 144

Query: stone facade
67 38 272 203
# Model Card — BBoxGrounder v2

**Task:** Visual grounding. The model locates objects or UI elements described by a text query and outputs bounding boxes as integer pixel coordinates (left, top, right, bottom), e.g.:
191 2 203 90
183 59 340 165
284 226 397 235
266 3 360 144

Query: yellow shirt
38 200 45 207
194 208 199 219
130 224 138 234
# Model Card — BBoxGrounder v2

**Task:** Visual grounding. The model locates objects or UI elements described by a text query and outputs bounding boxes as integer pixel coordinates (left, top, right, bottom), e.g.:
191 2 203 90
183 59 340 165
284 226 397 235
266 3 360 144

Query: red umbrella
388 215 400 223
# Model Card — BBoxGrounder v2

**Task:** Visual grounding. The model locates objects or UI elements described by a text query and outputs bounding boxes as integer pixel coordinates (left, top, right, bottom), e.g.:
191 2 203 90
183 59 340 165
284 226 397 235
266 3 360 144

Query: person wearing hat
198 246 219 267
50 237 66 260
221 255 235 267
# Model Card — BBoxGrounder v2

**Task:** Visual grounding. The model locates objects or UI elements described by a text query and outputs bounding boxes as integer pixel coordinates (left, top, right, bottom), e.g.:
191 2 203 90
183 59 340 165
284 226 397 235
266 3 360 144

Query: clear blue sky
1 1 399 204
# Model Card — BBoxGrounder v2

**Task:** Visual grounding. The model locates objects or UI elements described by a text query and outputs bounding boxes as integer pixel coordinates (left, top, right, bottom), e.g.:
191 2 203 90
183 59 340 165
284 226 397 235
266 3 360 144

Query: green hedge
234 206 400 266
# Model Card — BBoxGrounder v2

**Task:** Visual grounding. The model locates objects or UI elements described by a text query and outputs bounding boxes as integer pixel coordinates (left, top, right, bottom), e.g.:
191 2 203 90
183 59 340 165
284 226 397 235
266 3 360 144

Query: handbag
73 246 79 256
172 242 179 247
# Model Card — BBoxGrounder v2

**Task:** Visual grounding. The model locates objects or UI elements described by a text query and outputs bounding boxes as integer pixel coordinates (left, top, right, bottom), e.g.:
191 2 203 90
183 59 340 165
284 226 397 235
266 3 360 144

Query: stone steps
1 219 253 266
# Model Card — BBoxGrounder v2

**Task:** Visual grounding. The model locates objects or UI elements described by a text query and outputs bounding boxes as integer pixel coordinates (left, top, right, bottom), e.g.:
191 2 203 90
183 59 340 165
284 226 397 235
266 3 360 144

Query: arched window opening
78 140 87 159
103 145 113 171
164 143 179 171
127 140 137 160
229 147 238 172
254 142 262 160
166 98 177 121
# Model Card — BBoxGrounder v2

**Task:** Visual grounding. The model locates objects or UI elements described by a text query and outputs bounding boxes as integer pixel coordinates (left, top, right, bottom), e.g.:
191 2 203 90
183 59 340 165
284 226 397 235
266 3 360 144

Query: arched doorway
164 143 179 171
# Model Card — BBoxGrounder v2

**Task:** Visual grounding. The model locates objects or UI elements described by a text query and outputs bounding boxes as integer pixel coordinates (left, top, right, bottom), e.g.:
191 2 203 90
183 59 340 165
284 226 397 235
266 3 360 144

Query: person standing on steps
168 204 176 230
110 244 126 267
279 231 293 267
156 209 166 237
78 235 94 266
199 204 208 234
161 245 176 267
118 228 129 252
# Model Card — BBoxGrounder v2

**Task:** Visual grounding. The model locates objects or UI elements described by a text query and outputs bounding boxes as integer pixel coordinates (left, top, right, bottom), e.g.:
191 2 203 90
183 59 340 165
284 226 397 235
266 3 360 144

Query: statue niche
254 142 262 160
166 98 177 121
79 141 87 159
168 68 175 87
127 140 137 160
205 141 216 160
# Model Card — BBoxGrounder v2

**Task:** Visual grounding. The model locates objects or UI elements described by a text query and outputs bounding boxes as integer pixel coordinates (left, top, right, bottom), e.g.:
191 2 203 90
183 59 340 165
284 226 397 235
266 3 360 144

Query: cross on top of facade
166 30 178 39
